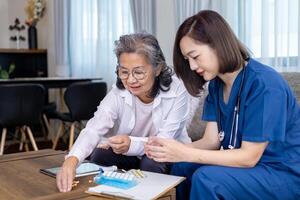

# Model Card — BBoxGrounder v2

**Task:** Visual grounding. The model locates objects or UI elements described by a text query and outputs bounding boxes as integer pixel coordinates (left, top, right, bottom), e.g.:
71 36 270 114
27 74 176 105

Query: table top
0 149 105 200
0 150 175 200
0 77 102 81
0 77 103 89
0 48 47 54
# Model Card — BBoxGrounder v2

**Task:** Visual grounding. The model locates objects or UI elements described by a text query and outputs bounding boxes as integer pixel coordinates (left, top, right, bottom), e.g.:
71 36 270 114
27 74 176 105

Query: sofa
187 72 300 141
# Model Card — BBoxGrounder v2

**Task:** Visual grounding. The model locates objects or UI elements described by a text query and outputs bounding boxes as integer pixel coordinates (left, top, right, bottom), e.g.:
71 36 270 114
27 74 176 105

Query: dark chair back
0 84 45 127
64 82 107 121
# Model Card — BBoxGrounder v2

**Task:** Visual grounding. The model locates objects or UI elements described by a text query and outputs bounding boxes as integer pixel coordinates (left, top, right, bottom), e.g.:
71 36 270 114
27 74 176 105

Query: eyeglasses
116 66 147 80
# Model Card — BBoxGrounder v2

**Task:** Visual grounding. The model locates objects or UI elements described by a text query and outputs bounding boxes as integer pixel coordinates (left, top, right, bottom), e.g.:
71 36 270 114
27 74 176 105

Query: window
234 0 299 70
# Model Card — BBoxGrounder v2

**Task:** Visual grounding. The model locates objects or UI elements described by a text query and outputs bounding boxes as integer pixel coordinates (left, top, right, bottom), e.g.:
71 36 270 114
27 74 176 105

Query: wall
7 0 28 49
0 0 55 75
0 0 10 48
4 0 49 50
1 0 176 74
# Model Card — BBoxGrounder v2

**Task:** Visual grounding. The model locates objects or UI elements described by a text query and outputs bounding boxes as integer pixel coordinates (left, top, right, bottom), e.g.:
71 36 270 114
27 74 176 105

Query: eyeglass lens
117 67 146 80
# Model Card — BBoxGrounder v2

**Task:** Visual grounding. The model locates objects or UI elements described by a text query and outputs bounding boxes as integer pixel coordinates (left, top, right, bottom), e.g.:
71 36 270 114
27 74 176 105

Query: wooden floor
1 123 74 155
2 138 68 155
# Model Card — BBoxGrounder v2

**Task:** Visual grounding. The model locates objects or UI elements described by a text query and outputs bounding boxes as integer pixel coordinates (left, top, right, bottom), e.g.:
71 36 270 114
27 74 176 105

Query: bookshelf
0 48 48 78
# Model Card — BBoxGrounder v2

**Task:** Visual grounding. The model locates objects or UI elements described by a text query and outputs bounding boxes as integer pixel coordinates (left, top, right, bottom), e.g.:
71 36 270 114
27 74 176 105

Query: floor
2 128 69 154
3 140 68 154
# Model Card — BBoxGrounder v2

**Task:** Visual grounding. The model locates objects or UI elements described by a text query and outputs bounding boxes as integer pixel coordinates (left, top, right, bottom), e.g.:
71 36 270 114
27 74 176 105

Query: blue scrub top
202 58 300 175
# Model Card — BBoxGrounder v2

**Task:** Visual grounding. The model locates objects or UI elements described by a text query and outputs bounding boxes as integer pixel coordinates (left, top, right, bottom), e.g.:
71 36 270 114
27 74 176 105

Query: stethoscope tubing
218 63 247 149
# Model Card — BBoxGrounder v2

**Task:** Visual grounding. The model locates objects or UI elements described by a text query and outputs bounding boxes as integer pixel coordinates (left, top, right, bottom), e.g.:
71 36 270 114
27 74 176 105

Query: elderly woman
56 32 191 192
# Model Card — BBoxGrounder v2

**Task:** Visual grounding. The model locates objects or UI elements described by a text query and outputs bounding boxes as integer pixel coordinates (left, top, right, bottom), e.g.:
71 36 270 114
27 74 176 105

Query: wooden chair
0 84 45 155
52 81 107 150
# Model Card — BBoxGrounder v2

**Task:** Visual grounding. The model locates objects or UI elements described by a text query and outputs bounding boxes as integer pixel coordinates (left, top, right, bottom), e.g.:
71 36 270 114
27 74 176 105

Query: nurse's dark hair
114 32 173 98
174 10 250 97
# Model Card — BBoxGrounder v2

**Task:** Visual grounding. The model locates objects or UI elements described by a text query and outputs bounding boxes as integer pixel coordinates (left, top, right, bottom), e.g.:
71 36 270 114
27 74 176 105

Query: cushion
186 85 208 141
281 72 300 104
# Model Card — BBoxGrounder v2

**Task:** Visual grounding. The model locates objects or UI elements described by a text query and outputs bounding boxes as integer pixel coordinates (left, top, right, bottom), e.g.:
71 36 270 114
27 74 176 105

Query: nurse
145 10 300 199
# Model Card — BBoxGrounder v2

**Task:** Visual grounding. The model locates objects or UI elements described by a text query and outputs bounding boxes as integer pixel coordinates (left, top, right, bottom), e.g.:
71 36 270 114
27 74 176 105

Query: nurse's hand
108 135 131 154
145 137 190 162
56 156 78 192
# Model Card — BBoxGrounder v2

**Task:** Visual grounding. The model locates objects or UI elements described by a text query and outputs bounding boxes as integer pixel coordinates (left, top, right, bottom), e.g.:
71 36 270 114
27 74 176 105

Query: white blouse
68 76 191 163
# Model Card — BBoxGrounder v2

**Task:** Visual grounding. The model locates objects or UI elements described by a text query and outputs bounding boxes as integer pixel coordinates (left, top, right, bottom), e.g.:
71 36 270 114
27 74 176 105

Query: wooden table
0 77 103 89
0 149 176 200
0 77 104 113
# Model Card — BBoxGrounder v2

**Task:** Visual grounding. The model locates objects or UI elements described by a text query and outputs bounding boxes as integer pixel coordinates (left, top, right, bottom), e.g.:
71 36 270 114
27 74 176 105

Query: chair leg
52 123 63 150
13 127 20 144
25 126 38 151
25 143 29 152
19 128 27 151
43 114 50 134
42 114 53 140
69 123 76 150
20 127 31 152
0 128 7 155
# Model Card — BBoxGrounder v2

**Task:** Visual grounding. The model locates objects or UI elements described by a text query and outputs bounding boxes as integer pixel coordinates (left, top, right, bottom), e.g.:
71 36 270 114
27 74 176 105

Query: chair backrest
0 84 45 126
64 81 107 121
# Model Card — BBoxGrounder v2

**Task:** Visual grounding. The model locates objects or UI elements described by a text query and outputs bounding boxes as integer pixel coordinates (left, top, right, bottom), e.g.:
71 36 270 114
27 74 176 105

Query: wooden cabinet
0 49 48 78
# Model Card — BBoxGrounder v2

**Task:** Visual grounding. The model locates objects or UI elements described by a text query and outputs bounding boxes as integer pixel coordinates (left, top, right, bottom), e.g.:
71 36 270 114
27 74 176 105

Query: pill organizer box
94 171 138 189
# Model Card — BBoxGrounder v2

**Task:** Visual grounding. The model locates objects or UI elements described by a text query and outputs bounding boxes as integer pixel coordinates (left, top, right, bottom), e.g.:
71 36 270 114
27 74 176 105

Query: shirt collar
113 84 176 108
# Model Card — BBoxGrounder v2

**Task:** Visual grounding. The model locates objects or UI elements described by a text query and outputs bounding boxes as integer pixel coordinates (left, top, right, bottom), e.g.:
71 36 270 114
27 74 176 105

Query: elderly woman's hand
56 156 78 192
145 137 191 163
108 135 131 154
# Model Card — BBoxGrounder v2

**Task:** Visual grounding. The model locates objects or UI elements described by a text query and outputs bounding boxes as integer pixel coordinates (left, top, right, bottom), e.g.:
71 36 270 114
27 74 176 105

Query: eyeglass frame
116 65 148 80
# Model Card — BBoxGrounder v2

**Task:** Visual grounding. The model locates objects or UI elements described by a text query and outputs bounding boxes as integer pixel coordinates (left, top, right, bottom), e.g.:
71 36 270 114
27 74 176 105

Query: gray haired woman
56 32 191 192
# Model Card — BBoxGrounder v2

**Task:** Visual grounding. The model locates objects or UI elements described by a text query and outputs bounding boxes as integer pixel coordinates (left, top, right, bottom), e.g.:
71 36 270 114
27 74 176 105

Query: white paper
88 171 184 200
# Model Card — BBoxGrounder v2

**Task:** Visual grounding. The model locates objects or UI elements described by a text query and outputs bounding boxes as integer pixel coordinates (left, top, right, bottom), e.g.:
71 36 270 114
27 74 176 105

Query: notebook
40 162 117 178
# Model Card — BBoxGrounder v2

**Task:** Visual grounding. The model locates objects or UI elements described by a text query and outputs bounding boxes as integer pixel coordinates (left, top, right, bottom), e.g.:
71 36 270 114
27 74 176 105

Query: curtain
174 0 300 71
238 0 299 71
174 0 224 28
129 0 156 34
53 0 70 76
53 0 134 88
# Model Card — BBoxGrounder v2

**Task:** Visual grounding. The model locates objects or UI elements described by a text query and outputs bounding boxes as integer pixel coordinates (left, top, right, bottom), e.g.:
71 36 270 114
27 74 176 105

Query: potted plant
0 64 15 79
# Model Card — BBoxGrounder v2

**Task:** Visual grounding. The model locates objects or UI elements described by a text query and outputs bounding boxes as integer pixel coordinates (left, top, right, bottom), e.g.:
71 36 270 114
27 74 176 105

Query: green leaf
0 71 9 79
8 64 15 74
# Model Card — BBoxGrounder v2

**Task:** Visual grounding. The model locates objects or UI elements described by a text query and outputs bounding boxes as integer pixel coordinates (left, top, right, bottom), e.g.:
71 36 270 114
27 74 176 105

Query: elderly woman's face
118 53 159 103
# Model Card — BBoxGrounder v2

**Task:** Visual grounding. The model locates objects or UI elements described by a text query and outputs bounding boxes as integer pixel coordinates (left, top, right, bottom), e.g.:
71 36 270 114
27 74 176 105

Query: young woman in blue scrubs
145 10 300 200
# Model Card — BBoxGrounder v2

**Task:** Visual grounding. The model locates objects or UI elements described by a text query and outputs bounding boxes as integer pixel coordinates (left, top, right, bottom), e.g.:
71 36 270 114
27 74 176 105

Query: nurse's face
180 36 219 81
118 53 159 103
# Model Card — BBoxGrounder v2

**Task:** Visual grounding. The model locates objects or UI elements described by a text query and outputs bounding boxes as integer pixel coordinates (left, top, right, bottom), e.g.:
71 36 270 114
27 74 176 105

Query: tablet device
40 162 105 178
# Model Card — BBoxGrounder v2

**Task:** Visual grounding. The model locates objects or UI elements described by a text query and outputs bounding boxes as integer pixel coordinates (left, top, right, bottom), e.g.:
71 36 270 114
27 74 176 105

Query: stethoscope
217 64 247 149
